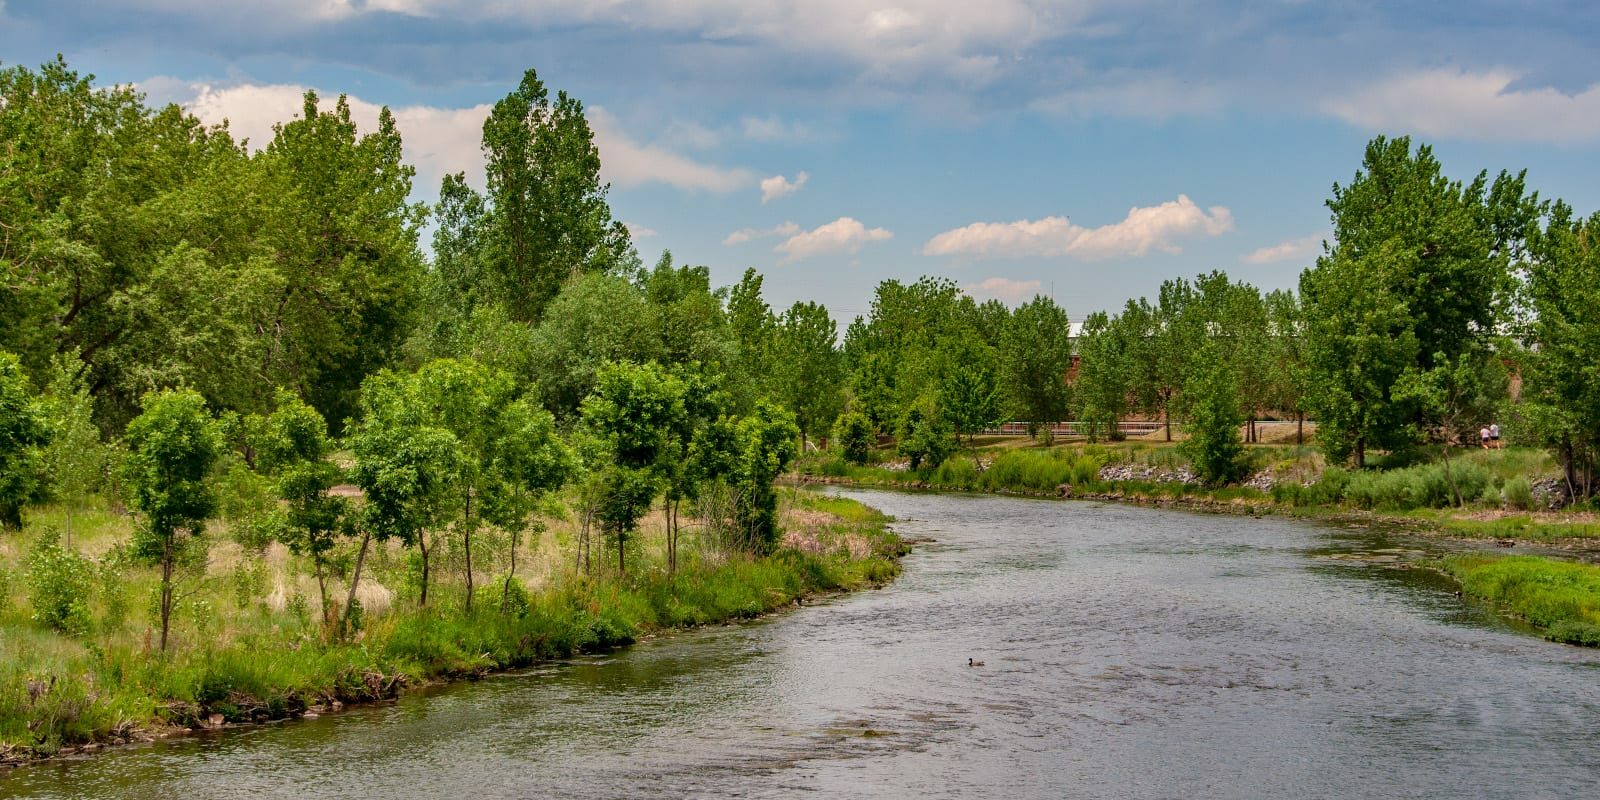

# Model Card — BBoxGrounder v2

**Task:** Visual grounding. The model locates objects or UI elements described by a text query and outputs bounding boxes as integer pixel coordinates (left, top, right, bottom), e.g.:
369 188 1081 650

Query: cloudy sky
6 1 1600 322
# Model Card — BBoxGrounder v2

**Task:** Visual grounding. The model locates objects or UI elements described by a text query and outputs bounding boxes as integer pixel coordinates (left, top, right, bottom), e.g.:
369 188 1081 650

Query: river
6 489 1600 799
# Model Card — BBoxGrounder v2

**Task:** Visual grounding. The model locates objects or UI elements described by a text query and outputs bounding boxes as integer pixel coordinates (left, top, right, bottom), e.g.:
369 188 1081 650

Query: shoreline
0 496 907 771
793 474 1600 556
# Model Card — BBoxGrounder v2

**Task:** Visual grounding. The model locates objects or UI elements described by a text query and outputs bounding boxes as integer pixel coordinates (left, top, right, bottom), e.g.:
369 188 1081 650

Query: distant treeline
2 58 1599 501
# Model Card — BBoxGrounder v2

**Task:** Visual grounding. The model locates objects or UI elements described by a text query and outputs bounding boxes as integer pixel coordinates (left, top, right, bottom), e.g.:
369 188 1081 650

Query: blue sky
5 1 1600 323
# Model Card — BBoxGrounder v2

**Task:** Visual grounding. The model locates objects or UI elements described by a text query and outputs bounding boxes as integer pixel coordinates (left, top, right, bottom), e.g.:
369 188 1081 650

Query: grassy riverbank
1436 555 1600 645
799 443 1600 545
0 491 901 764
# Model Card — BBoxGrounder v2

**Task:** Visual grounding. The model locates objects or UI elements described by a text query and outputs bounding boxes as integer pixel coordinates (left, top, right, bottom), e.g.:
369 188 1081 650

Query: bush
979 450 1104 492
1502 477 1535 511
931 457 979 488
25 532 94 635
1336 461 1493 510
832 412 874 466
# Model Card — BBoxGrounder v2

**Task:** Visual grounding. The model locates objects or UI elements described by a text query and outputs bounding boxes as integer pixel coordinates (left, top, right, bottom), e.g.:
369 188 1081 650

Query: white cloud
1325 68 1600 143
624 222 658 239
187 1 1070 82
723 221 800 246
964 277 1042 304
587 107 752 192
161 81 751 194
775 217 892 262
760 171 809 203
923 195 1234 261
741 115 812 142
1242 233 1324 265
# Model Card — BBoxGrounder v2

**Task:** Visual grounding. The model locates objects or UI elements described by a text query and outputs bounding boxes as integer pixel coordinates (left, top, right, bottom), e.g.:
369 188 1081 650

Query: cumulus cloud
741 115 812 142
163 81 751 194
964 277 1043 304
624 222 658 239
1031 75 1224 120
723 221 801 246
1242 233 1324 265
1325 69 1600 143
760 172 809 203
923 195 1234 261
775 217 893 262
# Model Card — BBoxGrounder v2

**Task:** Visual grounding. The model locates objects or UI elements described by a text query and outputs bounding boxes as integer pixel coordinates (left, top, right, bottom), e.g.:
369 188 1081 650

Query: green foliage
1177 344 1247 486
0 350 50 528
729 401 801 555
772 300 844 444
1441 554 1600 646
994 450 1103 491
1299 136 1531 467
121 388 221 650
833 411 875 465
478 68 635 322
1002 295 1073 435
40 352 105 516
1338 462 1493 511
896 396 955 471
1517 202 1600 498
25 532 93 634
1502 477 1535 511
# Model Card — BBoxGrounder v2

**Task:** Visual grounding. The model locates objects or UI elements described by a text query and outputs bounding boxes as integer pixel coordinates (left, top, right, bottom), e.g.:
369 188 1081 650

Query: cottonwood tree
1072 311 1133 443
480 68 634 320
1515 202 1600 498
772 300 844 449
1177 342 1247 486
41 353 105 546
1300 136 1534 467
1395 349 1506 506
122 389 220 651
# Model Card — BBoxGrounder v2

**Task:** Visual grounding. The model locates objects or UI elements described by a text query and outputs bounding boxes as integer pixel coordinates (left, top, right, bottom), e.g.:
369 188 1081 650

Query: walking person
1479 425 1491 449
1490 422 1501 450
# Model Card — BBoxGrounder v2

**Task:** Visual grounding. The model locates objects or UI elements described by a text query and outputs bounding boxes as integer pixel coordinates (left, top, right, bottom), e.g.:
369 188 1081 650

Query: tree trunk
1164 408 1172 442
418 531 431 608
1296 411 1304 445
1441 443 1463 509
502 525 520 615
463 493 474 614
617 527 626 578
343 526 373 635
159 537 174 652
314 557 330 625
1355 437 1366 469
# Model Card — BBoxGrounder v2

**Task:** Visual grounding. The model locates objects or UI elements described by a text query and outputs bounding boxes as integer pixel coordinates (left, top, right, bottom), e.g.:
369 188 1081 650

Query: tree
0 351 50 530
726 268 777 412
348 371 463 608
897 395 955 471
937 341 1004 446
481 396 573 610
581 361 686 576
772 301 844 449
480 68 634 321
1177 343 1247 486
833 411 875 465
40 353 103 545
1072 311 1133 442
1515 202 1600 498
122 389 220 651
528 272 661 418
257 392 346 624
1300 136 1533 467
1002 296 1073 440
1395 349 1506 506
729 400 801 555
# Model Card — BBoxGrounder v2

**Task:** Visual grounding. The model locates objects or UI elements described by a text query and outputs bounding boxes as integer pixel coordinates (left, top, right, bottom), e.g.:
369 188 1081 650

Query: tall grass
0 493 902 760
1439 554 1600 646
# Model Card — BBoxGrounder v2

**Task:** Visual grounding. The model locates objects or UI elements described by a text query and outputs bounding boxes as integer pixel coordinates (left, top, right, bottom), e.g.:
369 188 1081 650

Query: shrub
931 457 979 488
25 532 93 635
1502 477 1535 511
832 412 874 465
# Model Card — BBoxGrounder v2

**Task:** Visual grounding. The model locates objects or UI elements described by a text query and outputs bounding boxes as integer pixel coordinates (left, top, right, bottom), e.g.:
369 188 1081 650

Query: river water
7 489 1600 799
